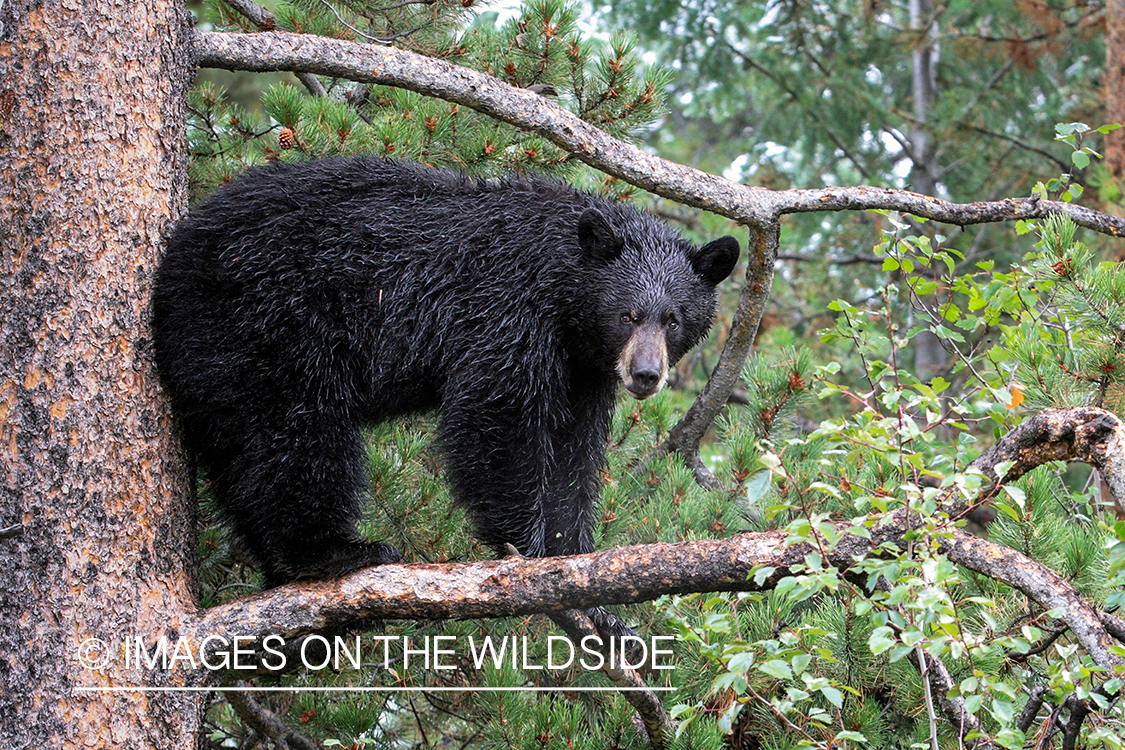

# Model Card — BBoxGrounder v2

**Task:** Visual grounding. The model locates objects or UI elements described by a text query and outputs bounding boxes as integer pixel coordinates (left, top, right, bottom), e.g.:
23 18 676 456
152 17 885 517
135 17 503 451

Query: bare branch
215 0 327 97
663 221 780 483
777 252 883 265
188 519 1125 675
1017 684 1047 733
219 0 276 30
191 31 1125 238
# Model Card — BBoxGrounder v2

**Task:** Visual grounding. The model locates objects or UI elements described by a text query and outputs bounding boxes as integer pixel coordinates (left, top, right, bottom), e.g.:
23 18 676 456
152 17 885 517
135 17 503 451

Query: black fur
152 158 739 612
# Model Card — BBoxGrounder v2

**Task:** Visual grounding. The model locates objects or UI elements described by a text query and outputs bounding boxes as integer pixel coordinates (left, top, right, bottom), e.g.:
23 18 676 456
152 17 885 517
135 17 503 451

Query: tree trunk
0 0 200 747
908 0 948 382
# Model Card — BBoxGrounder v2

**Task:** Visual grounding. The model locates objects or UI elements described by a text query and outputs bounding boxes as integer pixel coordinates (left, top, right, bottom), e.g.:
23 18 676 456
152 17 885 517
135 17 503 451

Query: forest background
185 0 1125 747
6 0 1125 748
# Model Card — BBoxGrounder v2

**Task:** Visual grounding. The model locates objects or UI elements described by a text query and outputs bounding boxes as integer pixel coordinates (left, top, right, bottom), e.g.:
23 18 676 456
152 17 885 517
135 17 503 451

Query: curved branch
193 30 765 225
774 187 1125 238
663 221 779 483
192 30 1125 239
968 406 1125 505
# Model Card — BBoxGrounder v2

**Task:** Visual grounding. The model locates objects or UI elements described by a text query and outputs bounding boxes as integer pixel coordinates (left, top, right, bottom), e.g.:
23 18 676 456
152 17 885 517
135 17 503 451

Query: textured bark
962 406 1125 515
190 514 1123 672
0 0 198 747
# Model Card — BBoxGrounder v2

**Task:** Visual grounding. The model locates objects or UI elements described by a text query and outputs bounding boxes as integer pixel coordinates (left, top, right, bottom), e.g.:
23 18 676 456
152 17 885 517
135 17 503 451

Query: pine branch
224 682 320 750
548 610 672 749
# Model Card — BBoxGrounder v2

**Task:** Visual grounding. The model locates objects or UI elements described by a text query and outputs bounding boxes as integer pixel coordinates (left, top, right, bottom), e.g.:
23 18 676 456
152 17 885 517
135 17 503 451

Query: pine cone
277 127 295 150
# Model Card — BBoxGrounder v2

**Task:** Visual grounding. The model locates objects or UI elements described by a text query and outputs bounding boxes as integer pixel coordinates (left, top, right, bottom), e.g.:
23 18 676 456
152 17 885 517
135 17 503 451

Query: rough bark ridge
0 0 199 747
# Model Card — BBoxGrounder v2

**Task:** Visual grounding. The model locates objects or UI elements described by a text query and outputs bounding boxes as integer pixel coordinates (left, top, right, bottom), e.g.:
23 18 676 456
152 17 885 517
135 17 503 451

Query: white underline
75 686 675 693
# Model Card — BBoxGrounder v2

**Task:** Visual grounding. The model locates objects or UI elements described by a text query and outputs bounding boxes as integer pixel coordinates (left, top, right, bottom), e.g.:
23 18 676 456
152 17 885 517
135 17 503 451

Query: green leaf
1002 485 1026 511
993 460 1016 481
819 685 844 708
758 659 793 680
868 626 895 654
992 698 1015 724
835 730 867 742
744 470 773 505
791 653 812 674
1072 151 1091 170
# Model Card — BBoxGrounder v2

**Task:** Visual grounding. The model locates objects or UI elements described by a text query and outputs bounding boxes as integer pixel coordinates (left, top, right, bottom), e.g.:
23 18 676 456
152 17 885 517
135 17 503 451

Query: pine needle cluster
187 0 669 199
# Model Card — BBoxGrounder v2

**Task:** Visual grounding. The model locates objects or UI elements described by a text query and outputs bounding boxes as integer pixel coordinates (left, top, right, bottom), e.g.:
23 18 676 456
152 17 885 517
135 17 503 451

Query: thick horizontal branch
189 521 1121 673
191 513 1122 679
192 406 1125 681
193 30 1125 238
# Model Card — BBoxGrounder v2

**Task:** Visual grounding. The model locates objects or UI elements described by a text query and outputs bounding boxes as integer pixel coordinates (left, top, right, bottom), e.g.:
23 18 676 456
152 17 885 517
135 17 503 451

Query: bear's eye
621 311 640 325
621 313 632 324
668 320 679 331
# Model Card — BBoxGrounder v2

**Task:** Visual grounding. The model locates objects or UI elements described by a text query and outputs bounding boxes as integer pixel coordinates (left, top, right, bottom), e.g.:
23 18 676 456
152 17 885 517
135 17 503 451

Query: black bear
152 158 739 622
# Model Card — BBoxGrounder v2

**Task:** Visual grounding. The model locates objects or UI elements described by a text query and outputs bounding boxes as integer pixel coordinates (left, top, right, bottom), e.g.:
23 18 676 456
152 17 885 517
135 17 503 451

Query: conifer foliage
188 0 669 199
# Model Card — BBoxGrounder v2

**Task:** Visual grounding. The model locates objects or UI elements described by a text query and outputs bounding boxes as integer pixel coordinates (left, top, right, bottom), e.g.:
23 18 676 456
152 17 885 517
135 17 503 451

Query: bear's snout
617 324 667 400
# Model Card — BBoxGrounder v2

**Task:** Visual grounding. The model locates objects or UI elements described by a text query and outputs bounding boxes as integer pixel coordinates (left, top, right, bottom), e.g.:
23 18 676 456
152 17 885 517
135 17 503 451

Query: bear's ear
690 236 740 286
577 208 623 262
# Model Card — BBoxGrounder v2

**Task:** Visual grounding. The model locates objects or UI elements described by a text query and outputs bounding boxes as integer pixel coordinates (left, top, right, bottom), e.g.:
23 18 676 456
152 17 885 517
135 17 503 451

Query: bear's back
152 158 604 429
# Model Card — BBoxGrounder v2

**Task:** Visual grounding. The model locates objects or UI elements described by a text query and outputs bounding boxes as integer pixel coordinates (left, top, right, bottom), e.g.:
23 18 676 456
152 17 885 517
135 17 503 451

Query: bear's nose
630 365 661 391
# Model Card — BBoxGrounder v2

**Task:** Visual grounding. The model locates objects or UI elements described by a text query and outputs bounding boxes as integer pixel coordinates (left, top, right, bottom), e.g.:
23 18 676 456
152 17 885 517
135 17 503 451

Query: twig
548 610 672 750
224 682 319 750
1061 695 1091 750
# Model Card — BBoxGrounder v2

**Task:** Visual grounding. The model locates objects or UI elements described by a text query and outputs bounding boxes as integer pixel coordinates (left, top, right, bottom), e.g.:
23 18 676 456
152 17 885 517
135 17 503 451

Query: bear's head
577 207 740 400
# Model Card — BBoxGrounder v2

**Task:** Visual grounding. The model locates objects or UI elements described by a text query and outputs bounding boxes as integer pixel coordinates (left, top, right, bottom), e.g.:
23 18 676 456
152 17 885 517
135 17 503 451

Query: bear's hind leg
210 412 401 588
